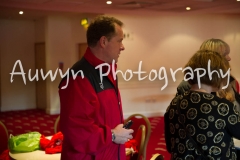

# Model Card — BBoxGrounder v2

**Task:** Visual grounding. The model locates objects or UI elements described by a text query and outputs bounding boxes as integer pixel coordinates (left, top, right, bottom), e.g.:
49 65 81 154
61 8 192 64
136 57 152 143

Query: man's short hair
87 15 123 47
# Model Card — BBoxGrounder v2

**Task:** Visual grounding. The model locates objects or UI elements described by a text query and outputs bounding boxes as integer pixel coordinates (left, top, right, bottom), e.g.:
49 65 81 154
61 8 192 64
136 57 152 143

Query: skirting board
47 107 166 119
46 107 60 115
123 111 165 119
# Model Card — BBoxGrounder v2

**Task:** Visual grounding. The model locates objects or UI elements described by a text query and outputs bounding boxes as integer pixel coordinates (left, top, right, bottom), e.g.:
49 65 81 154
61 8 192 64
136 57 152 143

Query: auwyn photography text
10 60 230 90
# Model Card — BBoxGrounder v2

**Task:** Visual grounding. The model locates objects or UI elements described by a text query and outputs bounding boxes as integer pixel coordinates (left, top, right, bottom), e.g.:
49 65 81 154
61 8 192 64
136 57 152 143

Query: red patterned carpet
0 109 59 136
147 116 171 160
0 109 170 159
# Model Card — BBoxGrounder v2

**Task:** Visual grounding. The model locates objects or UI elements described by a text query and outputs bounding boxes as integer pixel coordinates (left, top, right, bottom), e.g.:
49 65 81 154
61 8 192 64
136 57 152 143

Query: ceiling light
19 11 24 15
237 0 240 1
186 7 191 11
106 1 112 4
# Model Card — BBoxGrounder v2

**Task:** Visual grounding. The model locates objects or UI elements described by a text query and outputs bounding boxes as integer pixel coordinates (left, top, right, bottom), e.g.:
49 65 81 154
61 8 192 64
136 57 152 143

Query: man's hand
111 124 134 144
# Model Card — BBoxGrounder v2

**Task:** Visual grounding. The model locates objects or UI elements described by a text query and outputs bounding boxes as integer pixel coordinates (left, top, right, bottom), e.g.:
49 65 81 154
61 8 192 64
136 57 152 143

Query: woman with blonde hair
165 50 240 159
177 38 240 110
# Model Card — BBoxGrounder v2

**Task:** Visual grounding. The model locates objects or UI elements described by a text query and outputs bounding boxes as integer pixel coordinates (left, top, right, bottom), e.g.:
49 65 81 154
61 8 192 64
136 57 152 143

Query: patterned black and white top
164 91 240 160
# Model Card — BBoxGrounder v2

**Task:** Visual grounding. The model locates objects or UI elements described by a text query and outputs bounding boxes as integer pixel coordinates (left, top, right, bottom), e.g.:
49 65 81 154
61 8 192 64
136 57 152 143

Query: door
78 43 88 59
35 43 47 110
0 48 1 111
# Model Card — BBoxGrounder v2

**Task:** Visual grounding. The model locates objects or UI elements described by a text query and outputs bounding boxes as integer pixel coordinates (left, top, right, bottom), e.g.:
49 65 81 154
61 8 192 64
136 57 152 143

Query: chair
54 116 60 133
150 153 164 160
0 121 9 154
126 125 146 160
134 125 146 160
125 114 151 160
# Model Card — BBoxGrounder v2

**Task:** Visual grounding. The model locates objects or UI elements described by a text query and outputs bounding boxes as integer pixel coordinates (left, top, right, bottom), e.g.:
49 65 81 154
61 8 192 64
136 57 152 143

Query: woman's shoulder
214 94 234 105
187 91 233 105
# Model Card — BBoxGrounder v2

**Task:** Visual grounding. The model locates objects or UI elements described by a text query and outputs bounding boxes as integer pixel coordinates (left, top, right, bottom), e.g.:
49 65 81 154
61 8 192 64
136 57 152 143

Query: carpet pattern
147 116 171 160
0 110 171 159
0 109 59 136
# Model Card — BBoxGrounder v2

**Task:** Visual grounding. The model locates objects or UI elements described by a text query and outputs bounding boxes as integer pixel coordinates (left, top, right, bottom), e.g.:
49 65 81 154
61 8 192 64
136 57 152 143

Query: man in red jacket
58 15 133 160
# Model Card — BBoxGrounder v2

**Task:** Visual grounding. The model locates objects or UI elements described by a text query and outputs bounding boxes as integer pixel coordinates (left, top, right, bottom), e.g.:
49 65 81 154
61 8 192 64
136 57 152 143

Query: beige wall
0 19 36 111
0 13 240 117
109 14 240 117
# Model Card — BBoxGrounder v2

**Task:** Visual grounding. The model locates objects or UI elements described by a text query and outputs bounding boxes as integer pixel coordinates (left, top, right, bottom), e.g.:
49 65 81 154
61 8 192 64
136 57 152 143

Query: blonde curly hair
200 38 235 102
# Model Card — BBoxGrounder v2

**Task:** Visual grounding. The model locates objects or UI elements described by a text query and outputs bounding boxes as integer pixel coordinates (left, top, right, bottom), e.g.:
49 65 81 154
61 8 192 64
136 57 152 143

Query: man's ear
99 36 107 48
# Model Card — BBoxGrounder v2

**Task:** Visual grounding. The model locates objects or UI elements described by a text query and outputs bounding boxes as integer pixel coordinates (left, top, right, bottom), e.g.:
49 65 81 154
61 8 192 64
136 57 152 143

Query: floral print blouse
164 91 240 160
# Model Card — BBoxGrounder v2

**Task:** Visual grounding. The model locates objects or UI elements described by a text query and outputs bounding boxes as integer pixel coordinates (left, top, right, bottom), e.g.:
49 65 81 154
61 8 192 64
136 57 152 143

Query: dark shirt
164 91 240 160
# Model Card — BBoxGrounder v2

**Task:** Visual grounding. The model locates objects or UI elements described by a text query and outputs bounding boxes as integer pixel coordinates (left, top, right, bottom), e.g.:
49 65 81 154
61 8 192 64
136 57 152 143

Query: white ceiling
0 0 240 20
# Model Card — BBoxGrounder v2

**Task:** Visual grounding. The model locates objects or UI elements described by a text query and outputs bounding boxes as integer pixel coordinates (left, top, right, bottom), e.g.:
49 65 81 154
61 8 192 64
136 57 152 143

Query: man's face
104 24 125 64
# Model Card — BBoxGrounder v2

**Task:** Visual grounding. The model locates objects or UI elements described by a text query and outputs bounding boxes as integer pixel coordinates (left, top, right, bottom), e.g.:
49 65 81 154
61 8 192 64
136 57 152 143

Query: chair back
125 114 151 160
54 116 60 133
135 125 146 160
0 121 8 154
150 153 164 160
